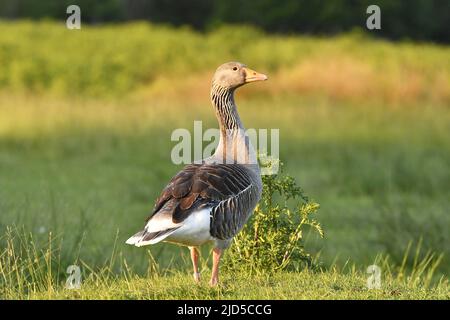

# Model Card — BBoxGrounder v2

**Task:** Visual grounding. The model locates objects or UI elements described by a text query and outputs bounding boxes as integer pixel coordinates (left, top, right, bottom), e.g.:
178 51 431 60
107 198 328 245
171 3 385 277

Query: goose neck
210 84 256 164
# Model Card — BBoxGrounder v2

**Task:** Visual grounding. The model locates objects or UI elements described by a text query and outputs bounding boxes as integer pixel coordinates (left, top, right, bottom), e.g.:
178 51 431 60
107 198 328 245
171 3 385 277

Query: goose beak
243 67 268 83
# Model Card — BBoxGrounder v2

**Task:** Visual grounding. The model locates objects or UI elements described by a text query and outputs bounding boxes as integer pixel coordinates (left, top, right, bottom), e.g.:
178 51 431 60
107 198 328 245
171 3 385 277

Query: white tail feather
125 228 179 247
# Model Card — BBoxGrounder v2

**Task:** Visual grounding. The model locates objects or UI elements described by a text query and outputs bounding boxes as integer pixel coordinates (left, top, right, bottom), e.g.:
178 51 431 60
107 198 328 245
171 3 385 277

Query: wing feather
146 163 261 238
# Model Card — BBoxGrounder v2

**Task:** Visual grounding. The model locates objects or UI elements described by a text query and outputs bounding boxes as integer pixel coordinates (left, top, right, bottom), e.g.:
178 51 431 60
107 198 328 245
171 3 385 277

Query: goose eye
232 67 238 71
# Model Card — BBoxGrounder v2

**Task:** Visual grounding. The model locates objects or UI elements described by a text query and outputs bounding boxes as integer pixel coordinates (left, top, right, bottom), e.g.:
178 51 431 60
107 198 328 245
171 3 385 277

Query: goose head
212 62 268 90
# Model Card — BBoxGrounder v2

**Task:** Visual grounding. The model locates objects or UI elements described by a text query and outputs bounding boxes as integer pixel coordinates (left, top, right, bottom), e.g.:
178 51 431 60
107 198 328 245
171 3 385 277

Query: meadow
0 21 449 299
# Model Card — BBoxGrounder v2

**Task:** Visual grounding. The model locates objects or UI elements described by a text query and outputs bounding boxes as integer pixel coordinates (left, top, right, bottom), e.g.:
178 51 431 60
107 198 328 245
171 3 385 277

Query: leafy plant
224 161 323 274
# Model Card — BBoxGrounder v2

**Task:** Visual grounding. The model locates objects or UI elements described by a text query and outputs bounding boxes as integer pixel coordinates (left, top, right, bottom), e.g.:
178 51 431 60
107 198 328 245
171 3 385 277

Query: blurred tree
0 0 448 42
0 0 124 22
124 0 213 29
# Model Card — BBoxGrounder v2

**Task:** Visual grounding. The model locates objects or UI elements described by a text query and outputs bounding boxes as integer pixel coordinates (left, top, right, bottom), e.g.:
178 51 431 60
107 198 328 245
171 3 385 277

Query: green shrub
0 21 448 100
224 163 323 274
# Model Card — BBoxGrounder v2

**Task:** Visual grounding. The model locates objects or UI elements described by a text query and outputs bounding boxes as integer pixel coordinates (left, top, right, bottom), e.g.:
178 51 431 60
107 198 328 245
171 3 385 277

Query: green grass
0 21 449 299
14 271 450 300
1 95 448 296
0 227 447 300
1 95 448 270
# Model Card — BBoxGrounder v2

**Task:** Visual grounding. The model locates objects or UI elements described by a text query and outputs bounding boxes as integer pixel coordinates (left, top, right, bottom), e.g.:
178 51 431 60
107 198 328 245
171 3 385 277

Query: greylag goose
126 62 267 285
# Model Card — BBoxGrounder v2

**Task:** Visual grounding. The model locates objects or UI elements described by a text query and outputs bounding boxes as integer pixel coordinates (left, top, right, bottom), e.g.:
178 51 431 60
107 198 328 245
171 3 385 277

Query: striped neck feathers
210 83 256 165
210 83 243 132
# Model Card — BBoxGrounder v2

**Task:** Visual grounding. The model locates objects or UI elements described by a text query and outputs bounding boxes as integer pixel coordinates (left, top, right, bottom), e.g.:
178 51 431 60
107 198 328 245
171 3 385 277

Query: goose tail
126 227 180 247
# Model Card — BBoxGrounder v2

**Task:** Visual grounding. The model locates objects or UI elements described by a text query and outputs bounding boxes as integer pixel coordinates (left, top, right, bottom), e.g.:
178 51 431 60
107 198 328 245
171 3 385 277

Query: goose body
126 62 267 285
126 163 262 248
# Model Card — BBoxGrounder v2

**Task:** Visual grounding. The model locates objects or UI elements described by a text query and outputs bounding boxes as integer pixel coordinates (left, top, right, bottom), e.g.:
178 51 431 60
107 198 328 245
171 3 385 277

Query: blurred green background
0 0 449 42
0 1 448 278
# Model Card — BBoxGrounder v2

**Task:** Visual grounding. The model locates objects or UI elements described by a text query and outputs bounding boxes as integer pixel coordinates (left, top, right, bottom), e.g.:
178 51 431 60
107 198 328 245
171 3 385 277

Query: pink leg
210 247 223 286
190 247 201 283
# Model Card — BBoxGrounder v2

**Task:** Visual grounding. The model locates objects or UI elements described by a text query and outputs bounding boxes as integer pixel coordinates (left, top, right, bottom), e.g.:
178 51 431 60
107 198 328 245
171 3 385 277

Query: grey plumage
147 163 261 244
